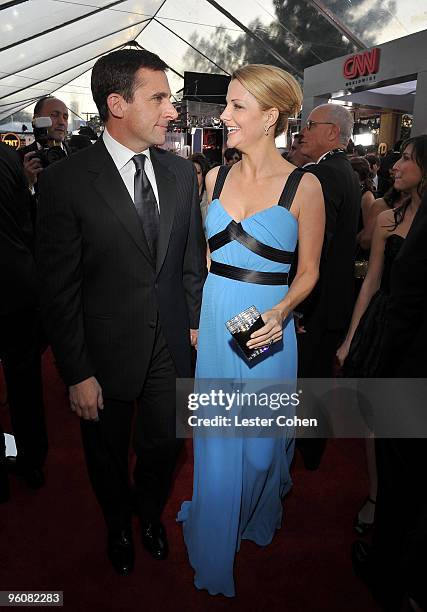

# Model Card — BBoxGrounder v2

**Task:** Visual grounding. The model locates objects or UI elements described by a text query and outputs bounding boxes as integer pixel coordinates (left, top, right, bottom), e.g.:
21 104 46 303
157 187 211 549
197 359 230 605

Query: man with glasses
294 104 360 469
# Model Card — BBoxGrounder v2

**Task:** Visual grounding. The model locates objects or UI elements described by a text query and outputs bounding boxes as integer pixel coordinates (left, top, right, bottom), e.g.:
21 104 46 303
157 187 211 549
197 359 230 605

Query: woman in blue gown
178 64 325 597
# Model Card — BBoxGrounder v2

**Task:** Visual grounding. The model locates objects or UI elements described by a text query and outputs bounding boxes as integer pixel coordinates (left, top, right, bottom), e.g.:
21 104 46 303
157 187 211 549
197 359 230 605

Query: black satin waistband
209 261 288 285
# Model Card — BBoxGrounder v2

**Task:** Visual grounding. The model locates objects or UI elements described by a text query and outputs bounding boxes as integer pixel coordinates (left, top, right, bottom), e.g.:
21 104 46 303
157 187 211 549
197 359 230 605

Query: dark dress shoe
141 522 168 560
107 529 134 576
22 468 45 489
7 458 45 489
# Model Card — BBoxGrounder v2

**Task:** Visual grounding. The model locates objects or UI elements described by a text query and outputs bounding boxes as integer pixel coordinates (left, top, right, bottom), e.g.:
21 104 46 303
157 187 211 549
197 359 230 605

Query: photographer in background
19 96 70 189
0 141 48 497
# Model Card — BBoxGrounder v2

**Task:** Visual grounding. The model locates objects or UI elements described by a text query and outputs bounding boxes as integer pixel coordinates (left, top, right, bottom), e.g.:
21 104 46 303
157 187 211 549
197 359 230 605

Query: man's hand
23 151 43 187
190 329 199 349
69 376 104 421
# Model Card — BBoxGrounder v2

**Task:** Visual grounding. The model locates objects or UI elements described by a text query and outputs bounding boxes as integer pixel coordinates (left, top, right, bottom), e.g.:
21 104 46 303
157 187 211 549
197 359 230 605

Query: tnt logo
1 132 21 149
343 48 380 80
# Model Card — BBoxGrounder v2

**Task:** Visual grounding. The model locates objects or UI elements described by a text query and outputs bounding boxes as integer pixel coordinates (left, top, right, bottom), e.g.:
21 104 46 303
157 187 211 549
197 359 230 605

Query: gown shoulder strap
278 167 305 210
212 165 231 201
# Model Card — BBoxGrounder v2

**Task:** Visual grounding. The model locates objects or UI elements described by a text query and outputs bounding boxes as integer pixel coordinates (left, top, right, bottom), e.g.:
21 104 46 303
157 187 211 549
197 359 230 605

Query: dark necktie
132 154 159 259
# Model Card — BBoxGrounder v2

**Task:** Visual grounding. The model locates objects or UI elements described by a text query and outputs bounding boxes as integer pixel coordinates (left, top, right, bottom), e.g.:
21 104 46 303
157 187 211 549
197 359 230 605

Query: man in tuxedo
295 104 360 468
0 141 47 497
353 190 427 611
37 49 206 575
19 96 70 189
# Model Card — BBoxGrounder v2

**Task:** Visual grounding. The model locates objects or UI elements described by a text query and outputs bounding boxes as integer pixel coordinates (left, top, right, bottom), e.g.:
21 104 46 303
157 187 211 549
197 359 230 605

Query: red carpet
0 351 379 611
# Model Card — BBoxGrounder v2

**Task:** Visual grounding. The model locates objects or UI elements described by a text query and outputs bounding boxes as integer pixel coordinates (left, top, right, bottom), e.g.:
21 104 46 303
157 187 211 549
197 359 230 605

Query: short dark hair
354 144 366 157
224 148 241 162
33 96 54 116
91 49 168 123
69 134 93 152
366 154 379 169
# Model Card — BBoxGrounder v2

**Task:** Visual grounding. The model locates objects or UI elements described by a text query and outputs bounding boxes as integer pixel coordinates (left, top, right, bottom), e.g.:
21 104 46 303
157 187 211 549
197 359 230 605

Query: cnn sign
343 48 380 79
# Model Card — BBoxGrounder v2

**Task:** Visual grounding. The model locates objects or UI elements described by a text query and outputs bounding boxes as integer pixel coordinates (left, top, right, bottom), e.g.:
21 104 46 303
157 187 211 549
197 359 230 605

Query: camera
33 117 67 168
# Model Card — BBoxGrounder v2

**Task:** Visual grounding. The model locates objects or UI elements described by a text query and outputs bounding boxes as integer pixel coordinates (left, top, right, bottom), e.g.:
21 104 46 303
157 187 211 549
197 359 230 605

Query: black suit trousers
80 321 183 531
297 310 343 377
296 318 343 469
0 309 47 469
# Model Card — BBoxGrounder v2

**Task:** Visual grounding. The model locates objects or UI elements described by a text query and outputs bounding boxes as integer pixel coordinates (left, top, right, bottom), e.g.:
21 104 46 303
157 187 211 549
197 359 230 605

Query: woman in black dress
337 135 427 533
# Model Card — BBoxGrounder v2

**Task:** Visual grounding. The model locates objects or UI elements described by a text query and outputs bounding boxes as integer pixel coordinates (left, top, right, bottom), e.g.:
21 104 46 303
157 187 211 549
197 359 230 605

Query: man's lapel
150 147 177 275
89 139 153 265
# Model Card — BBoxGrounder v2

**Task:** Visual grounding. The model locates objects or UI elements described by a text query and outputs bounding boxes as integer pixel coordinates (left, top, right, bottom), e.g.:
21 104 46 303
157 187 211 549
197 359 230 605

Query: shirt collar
316 148 345 164
102 127 151 171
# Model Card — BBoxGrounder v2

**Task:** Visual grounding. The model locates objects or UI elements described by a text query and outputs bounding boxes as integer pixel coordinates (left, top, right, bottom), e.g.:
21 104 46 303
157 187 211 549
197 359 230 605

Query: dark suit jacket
379 193 427 377
18 140 38 162
0 141 37 315
18 140 71 226
37 139 206 400
300 151 360 331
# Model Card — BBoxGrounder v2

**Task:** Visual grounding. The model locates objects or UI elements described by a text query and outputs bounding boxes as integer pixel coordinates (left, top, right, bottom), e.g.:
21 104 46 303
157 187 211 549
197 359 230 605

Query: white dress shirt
102 128 160 211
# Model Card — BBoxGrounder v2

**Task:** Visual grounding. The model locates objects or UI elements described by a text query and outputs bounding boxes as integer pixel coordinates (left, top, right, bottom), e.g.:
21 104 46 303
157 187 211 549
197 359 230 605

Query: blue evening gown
177 167 302 597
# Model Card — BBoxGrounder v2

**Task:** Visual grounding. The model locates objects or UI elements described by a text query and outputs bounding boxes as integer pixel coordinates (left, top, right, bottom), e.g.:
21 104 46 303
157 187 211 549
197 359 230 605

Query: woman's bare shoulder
376 207 395 236
298 170 322 193
293 171 323 208
372 197 388 212
377 206 395 223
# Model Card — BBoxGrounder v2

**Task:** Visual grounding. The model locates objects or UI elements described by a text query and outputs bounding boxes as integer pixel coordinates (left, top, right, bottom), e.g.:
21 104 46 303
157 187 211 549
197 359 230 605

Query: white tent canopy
1 0 426 123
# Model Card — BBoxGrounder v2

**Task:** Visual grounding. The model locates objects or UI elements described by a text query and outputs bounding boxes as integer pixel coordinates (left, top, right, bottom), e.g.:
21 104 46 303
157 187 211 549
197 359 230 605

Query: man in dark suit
353 190 427 611
295 104 360 468
0 141 47 499
37 49 206 575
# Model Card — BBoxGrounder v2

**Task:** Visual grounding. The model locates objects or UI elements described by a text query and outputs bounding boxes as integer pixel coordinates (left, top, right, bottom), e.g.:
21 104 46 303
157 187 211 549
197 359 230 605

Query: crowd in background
1 86 426 611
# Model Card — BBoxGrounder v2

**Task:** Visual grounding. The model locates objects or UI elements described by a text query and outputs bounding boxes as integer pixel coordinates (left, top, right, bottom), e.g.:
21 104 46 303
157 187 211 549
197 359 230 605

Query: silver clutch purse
225 305 270 362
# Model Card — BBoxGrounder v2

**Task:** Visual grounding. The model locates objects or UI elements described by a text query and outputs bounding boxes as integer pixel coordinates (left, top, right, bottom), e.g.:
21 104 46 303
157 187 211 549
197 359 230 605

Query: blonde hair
232 64 302 137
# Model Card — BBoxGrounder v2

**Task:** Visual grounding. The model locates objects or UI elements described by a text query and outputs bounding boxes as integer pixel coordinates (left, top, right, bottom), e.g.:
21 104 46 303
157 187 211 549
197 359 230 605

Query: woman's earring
264 125 270 136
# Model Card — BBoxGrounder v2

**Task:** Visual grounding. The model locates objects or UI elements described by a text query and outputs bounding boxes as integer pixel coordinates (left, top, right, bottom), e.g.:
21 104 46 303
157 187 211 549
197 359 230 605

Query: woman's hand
246 308 284 350
336 342 350 367
190 329 198 350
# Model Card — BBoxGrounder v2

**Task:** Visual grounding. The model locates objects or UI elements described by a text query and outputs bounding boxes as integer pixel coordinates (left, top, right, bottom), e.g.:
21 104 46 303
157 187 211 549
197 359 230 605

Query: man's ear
330 123 341 142
106 93 126 119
